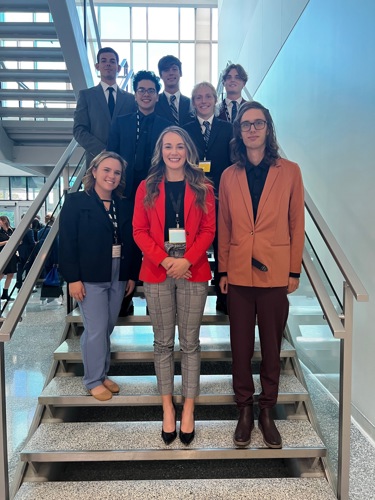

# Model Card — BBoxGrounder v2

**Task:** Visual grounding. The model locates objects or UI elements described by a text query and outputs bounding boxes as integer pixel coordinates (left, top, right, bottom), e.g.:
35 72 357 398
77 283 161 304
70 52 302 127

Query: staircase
14 292 336 499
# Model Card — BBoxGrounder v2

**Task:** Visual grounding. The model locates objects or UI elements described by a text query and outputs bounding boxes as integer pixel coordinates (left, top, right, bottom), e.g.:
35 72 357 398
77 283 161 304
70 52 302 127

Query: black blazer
59 190 141 283
154 93 193 126
107 112 171 199
183 117 233 193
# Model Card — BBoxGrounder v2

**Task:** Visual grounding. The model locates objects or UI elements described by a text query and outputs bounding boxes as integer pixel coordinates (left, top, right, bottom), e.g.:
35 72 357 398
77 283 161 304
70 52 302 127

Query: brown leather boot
258 408 282 448
233 406 254 447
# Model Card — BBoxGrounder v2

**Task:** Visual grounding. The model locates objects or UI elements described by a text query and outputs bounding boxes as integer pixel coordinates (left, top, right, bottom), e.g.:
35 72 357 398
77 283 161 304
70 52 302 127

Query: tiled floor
2 289 375 499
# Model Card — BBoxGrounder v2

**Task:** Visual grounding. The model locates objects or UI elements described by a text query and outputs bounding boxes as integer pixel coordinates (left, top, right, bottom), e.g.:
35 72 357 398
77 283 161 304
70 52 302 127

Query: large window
97 4 218 95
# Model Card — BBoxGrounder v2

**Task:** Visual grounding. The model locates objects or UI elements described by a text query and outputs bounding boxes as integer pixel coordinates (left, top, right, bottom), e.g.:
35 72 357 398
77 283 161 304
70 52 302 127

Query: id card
112 244 121 258
169 228 186 243
199 160 211 173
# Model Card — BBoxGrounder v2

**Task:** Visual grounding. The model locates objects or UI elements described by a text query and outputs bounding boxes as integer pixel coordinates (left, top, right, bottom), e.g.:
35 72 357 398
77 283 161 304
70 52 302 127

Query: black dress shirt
245 158 270 221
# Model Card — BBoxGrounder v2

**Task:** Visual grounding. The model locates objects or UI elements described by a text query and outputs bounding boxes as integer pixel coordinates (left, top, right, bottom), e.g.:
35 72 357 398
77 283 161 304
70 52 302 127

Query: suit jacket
59 190 141 283
183 117 233 192
154 92 193 126
133 180 216 283
217 98 247 122
107 112 171 199
73 84 136 164
218 159 305 287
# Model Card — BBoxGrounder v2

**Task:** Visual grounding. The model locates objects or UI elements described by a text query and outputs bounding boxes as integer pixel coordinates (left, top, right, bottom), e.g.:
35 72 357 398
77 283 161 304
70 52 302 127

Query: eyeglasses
240 119 267 131
136 88 156 95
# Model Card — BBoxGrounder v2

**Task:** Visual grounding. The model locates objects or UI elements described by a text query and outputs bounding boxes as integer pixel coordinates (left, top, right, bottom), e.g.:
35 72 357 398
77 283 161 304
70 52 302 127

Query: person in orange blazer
218 101 304 450
133 126 215 447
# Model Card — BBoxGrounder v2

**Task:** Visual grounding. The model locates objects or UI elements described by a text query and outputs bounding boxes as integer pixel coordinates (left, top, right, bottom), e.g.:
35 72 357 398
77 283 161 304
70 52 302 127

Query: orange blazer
218 158 305 287
133 179 216 283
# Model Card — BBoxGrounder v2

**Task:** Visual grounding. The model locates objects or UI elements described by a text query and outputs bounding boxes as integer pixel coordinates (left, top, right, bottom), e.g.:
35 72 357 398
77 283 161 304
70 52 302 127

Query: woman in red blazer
133 126 215 446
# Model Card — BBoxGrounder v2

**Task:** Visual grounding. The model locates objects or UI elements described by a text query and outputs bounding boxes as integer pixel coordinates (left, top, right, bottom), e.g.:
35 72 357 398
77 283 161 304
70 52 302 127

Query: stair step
20 420 325 463
39 374 307 407
54 329 295 363
66 306 229 326
15 477 336 500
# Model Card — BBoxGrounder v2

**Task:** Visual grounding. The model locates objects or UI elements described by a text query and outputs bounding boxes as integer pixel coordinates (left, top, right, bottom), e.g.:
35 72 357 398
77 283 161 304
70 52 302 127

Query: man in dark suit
217 63 248 123
184 82 233 314
73 47 136 167
107 70 171 200
154 55 193 126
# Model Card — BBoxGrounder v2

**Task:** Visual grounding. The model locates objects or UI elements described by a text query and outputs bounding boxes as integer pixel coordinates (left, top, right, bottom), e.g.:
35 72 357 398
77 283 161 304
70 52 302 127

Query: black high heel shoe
161 402 177 445
179 410 195 446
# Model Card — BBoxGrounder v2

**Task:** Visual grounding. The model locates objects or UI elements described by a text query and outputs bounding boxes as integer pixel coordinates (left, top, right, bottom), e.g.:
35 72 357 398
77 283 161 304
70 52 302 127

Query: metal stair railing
0 137 85 500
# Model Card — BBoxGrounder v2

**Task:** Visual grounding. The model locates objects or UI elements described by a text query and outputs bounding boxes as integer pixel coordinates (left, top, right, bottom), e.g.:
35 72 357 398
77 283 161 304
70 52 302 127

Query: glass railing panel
287 256 343 492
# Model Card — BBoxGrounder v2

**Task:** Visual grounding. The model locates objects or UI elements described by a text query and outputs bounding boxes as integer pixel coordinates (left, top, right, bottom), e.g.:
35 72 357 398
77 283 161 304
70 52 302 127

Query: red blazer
133 179 216 283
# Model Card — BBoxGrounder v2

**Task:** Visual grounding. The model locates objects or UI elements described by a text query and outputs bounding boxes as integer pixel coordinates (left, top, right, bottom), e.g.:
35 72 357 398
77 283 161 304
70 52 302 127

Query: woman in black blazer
59 151 141 400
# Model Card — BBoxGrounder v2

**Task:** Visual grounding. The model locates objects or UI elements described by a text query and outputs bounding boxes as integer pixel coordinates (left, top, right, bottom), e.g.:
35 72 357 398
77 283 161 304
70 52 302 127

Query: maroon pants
227 284 289 409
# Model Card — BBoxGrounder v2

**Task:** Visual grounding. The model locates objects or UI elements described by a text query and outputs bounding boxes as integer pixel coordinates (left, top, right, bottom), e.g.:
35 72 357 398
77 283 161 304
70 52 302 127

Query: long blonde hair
144 126 211 211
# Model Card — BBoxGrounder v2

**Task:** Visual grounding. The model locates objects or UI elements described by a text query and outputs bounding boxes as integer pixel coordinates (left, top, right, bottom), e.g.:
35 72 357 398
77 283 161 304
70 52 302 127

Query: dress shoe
103 378 120 393
89 384 112 401
179 409 195 446
258 408 282 449
233 406 254 447
162 402 177 445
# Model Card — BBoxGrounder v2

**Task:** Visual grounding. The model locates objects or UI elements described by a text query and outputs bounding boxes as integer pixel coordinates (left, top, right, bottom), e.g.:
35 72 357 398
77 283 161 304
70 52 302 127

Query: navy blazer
183 117 233 193
73 84 136 163
107 112 171 199
154 92 193 126
59 190 141 283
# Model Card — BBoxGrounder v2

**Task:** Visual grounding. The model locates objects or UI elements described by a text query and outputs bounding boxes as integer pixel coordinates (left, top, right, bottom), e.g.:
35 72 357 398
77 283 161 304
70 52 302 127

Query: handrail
0 139 77 278
304 190 368 302
302 247 346 338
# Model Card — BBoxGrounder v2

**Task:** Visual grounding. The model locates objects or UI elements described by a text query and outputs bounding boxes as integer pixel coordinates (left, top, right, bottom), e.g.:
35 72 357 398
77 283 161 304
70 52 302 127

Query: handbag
41 265 63 298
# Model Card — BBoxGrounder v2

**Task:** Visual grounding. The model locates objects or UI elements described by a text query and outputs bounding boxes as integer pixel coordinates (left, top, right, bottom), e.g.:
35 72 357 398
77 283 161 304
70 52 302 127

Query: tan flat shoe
103 378 120 393
89 385 112 401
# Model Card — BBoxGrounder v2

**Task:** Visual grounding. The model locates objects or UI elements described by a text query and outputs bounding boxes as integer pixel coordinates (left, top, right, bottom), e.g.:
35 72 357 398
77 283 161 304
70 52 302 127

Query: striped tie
108 87 115 118
231 101 238 122
203 121 211 145
169 95 179 124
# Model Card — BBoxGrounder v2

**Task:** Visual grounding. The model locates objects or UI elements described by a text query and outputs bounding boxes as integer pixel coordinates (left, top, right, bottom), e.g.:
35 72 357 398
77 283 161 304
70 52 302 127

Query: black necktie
108 87 115 118
203 121 211 145
231 101 238 123
169 95 179 124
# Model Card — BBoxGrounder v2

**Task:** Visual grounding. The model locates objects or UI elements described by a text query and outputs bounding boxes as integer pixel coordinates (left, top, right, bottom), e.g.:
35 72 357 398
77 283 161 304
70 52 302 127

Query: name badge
169 228 186 243
199 161 211 173
112 244 121 258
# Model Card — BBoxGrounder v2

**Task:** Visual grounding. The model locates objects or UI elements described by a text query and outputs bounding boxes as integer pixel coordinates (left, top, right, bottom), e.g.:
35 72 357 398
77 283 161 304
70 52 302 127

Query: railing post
0 342 10 500
337 282 353 500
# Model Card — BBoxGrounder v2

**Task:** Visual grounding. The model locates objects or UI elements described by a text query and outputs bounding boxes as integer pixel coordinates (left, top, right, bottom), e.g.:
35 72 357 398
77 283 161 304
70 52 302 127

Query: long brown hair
144 126 211 212
82 151 127 197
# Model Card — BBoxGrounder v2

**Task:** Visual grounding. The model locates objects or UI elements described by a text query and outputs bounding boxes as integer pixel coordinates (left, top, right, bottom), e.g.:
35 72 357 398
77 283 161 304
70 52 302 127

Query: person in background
0 216 18 302
59 151 141 401
16 216 36 290
218 101 305 449
74 47 136 167
133 126 215 446
37 213 59 277
154 55 193 126
217 63 248 123
184 82 233 314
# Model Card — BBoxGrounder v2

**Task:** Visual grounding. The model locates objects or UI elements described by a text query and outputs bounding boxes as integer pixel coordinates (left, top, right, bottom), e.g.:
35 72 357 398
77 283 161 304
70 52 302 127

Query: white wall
219 0 375 439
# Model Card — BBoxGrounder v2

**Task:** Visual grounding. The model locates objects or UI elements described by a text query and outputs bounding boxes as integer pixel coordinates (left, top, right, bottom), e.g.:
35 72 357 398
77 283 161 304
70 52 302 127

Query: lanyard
168 189 183 228
104 200 119 244
136 110 142 144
